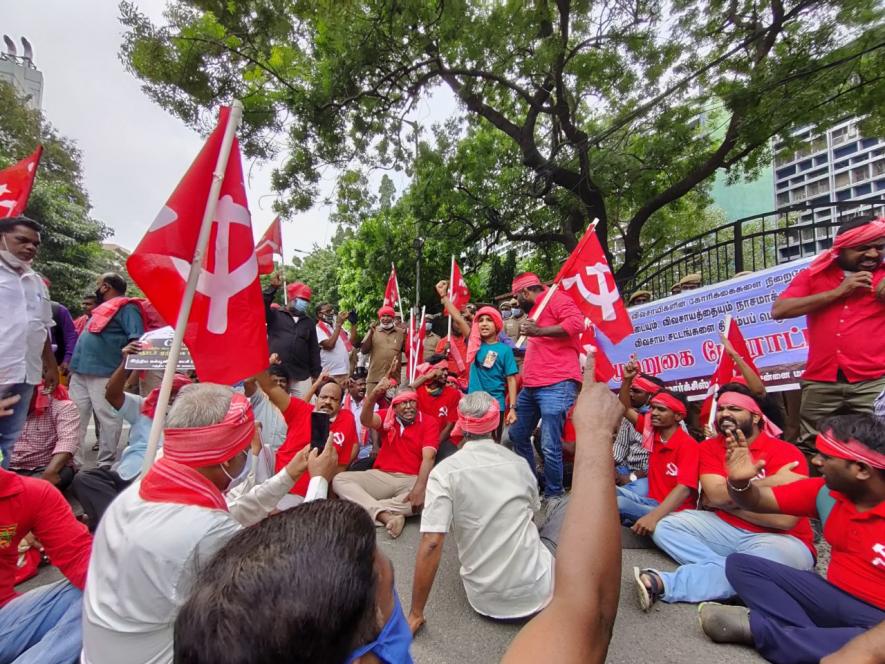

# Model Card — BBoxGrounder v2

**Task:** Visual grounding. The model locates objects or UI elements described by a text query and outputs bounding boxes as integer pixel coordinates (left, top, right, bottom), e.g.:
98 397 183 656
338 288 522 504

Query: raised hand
308 437 339 482
724 429 764 482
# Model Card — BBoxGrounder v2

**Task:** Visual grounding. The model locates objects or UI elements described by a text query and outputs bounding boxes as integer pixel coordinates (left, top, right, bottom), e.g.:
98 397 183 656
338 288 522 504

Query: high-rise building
0 35 43 110
774 118 884 260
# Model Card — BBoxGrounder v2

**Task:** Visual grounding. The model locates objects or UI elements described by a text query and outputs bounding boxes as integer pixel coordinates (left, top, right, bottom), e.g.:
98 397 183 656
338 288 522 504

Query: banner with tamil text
600 257 813 399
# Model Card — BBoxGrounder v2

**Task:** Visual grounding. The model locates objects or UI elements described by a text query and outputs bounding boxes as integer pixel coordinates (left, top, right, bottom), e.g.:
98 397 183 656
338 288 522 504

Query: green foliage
0 82 115 312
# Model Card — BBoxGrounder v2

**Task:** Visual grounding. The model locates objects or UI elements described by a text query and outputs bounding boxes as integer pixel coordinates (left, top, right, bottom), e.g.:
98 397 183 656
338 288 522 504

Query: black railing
624 199 885 299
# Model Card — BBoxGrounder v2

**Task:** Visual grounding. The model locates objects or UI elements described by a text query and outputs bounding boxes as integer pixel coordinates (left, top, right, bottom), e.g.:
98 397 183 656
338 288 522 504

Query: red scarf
141 374 193 419
139 457 228 511
383 391 419 431
88 297 144 334
641 392 687 451
466 306 503 367
808 217 885 275
28 383 70 417
318 320 353 352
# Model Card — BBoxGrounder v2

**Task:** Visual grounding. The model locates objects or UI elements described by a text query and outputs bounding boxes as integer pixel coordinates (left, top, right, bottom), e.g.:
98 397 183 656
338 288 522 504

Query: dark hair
174 501 378 664
268 364 291 383
0 215 41 235
836 214 877 236
818 413 885 456
350 367 368 381
82 293 98 302
101 272 127 295
656 389 688 412
719 382 785 430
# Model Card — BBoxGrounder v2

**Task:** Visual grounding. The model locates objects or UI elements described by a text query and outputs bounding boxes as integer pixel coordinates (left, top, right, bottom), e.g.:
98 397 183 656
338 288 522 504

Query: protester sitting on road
82 383 337 664
263 276 322 398
361 305 405 394
628 290 652 306
0 460 92 663
408 391 564 629
343 367 376 460
334 379 439 539
9 382 80 492
242 364 288 452
616 370 699 535
678 273 703 291
698 413 885 664
257 369 358 510
71 343 191 530
498 356 624 664
613 371 665 491
772 215 885 463
173 500 413 664
412 360 461 458
635 384 815 611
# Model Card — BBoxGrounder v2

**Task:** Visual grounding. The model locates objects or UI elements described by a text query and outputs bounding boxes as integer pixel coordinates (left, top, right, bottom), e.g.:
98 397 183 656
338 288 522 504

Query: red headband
717 391 782 438
378 306 396 318
631 376 660 394
141 374 193 419
650 392 687 417
816 430 885 469
162 392 255 467
452 398 500 438
511 272 542 293
809 218 885 275
466 306 504 367
383 390 418 431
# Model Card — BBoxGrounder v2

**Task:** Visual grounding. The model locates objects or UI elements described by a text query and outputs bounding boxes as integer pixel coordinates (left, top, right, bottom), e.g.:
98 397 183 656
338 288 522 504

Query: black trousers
14 466 76 493
71 467 133 531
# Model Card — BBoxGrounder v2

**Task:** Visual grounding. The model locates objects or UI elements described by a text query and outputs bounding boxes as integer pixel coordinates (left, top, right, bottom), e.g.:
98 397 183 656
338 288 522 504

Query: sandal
633 567 664 612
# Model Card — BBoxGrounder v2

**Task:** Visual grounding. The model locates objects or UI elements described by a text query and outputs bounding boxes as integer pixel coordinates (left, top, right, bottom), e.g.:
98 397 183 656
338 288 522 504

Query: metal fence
625 199 885 299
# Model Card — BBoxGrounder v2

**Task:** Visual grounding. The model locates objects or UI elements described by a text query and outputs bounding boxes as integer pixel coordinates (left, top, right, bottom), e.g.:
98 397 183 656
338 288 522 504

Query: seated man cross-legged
635 384 816 610
698 414 885 664
333 378 439 539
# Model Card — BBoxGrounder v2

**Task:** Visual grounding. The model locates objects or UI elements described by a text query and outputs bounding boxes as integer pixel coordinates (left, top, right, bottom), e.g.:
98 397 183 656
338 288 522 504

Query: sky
3 1 457 261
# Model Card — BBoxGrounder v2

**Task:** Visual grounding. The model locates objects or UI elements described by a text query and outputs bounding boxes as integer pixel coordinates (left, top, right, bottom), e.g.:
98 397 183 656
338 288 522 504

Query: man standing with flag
508 272 584 501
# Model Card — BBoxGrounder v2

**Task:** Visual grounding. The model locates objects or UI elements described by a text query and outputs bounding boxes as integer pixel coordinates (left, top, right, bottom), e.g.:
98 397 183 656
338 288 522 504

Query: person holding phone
315 303 358 383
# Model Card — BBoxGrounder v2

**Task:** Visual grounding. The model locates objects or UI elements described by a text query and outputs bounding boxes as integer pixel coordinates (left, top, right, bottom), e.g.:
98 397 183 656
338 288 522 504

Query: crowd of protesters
0 212 882 664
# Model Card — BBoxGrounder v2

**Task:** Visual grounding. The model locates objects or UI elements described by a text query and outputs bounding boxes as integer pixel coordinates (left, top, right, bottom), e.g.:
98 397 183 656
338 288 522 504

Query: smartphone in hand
310 412 330 451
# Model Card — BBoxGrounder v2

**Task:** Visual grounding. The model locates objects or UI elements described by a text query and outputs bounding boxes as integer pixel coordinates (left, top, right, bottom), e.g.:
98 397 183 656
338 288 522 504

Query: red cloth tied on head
416 361 448 379
816 430 885 469
377 305 396 319
29 382 70 417
466 306 504 367
452 398 500 439
717 391 782 438
286 282 312 301
640 392 687 451
383 390 419 431
162 391 255 467
511 272 542 294
141 374 193 419
631 376 661 395
809 217 885 275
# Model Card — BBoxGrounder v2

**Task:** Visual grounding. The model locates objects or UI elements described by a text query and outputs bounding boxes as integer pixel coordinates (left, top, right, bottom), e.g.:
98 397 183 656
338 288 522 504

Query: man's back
82 482 239 664
421 440 553 619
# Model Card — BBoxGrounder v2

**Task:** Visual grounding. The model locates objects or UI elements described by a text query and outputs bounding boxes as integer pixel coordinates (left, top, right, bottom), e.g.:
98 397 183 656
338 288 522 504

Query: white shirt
0 260 52 385
420 439 554 619
316 323 351 375
81 468 323 664
249 389 287 451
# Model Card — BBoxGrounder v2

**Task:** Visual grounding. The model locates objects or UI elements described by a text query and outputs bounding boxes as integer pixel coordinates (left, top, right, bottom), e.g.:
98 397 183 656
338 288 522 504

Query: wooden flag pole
707 313 733 431
393 263 405 321
141 100 244 474
446 255 454 340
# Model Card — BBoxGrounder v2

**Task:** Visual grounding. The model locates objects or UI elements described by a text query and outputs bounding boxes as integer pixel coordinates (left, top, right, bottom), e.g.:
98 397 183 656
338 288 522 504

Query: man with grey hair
81 382 339 664
407 390 569 630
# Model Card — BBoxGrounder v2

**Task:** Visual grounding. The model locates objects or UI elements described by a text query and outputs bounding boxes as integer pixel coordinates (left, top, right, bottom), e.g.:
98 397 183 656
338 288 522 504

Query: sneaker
698 602 753 645
633 567 664 612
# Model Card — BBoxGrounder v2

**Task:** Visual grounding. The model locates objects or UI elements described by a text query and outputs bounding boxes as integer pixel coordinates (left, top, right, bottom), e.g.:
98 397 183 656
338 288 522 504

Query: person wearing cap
422 314 442 362
772 215 885 462
508 272 584 501
628 290 653 307
678 273 703 291
360 305 405 394
502 297 526 371
670 282 682 295
407 391 564 629
616 364 699 532
334 379 440 539
264 273 322 398
698 413 885 664
81 383 338 664
634 383 815 611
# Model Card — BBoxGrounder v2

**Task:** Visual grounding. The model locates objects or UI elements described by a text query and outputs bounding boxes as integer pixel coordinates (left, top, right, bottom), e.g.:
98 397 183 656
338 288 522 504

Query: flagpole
446 255 454 340
141 101 244 474
707 313 733 431
416 305 425 381
408 308 415 383
392 263 404 321
282 266 289 306
515 218 599 349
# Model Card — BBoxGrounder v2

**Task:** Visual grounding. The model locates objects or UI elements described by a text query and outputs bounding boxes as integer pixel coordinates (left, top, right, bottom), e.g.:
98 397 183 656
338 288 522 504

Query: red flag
384 264 400 310
255 216 283 275
556 225 633 344
0 146 42 218
448 259 471 311
127 107 269 385
578 319 615 382
700 317 761 423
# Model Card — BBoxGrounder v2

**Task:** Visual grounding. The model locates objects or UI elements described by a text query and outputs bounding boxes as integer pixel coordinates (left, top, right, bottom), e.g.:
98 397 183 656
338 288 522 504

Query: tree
0 82 113 311
121 0 884 281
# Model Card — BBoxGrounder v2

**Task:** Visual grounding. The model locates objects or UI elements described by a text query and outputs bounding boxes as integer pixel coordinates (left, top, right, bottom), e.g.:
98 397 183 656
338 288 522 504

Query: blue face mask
347 589 413 664
510 307 522 317
501 310 511 319
289 298 309 314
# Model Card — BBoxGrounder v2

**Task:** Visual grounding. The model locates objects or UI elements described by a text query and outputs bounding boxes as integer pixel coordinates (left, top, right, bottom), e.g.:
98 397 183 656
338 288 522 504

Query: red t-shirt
773 477 885 609
275 399 359 496
698 433 815 556
636 414 699 510
372 409 440 475
435 335 469 384
779 264 885 382
0 469 92 607
415 385 461 433
522 289 584 388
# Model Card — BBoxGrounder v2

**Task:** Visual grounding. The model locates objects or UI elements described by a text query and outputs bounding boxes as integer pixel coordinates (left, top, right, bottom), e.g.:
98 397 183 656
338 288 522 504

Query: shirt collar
830 489 885 518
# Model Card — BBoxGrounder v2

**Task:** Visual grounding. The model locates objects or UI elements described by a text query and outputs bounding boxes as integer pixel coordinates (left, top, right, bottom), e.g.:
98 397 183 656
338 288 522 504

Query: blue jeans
509 380 579 498
0 383 34 470
616 479 658 525
0 580 83 664
651 509 814 603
